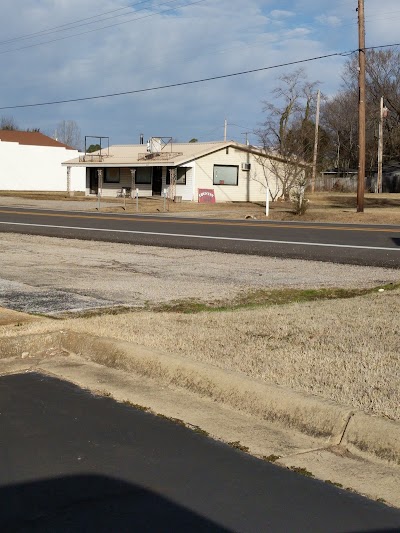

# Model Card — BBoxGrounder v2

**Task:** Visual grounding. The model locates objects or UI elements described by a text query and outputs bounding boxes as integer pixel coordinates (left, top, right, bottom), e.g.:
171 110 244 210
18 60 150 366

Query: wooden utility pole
311 89 321 193
357 0 366 212
377 97 388 193
224 119 227 142
377 96 384 194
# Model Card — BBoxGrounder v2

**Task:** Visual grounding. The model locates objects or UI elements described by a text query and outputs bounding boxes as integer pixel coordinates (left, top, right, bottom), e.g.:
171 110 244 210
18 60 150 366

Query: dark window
136 168 152 184
104 168 120 183
177 167 187 184
166 167 187 185
213 165 238 186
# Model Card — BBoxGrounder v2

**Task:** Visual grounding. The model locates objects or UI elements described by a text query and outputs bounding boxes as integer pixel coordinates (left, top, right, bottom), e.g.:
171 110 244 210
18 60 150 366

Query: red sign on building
198 188 216 203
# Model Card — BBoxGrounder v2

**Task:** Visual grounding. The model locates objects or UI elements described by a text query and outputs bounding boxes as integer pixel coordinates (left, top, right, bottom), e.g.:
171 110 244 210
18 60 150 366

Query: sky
0 0 399 148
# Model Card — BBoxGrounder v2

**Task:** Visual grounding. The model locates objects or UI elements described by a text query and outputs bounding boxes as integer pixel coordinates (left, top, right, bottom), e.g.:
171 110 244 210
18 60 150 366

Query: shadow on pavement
392 238 400 246
0 474 231 532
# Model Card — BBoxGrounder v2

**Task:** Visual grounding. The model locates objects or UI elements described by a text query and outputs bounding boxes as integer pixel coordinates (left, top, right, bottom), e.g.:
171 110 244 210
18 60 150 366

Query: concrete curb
343 412 400 464
1 330 399 464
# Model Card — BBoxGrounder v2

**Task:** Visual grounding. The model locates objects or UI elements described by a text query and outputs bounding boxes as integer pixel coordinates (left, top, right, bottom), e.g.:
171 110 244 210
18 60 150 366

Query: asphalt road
0 206 399 267
1 372 400 532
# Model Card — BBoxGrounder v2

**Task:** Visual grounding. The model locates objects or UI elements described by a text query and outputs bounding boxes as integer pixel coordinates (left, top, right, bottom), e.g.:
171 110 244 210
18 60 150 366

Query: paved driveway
1 372 399 532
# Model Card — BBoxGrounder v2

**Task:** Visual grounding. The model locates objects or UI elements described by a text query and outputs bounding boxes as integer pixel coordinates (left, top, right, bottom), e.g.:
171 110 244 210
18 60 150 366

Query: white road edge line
0 221 399 252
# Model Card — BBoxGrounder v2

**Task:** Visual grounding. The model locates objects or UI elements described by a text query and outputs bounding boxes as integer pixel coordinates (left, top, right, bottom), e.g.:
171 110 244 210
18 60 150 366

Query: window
104 168 120 183
213 165 238 186
136 168 152 184
166 167 187 185
177 167 187 185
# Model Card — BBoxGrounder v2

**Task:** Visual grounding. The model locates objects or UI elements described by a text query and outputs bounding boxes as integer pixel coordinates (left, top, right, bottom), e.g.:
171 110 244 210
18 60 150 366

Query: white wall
0 140 86 191
194 147 269 202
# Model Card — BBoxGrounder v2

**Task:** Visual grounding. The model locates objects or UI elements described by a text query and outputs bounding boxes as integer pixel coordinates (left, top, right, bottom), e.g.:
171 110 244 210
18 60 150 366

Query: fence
313 174 377 193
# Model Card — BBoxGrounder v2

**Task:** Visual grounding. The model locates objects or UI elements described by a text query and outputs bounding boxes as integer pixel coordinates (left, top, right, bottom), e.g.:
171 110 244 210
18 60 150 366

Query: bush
291 177 309 215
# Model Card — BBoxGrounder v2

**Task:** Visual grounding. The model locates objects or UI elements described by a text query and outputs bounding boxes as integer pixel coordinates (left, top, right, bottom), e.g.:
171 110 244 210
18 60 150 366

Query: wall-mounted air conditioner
241 163 251 171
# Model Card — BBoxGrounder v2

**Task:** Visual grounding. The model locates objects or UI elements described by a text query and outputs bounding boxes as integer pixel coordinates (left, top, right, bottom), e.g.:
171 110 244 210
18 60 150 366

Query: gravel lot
0 233 399 314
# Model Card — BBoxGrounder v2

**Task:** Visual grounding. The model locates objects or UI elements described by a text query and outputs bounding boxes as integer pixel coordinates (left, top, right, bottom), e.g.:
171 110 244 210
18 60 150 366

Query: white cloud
315 15 341 27
0 0 397 144
270 10 295 19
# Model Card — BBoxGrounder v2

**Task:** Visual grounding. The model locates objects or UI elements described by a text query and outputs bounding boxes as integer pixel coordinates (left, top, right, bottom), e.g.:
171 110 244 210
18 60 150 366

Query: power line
0 0 205 55
0 0 152 46
0 42 398 111
0 51 348 110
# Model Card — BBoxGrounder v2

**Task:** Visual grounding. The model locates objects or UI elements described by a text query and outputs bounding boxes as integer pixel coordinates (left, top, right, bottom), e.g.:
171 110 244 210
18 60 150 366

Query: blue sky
0 0 399 147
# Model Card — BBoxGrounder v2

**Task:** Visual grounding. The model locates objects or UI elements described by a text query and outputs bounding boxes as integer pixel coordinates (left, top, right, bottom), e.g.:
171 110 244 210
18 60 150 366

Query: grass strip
148 282 400 314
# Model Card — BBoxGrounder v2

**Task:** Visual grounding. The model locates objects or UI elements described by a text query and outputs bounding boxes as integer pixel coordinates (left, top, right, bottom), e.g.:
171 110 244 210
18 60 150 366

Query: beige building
63 139 302 202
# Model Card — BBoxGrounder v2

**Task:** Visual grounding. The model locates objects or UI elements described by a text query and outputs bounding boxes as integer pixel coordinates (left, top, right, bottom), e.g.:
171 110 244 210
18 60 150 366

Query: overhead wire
1 41 399 112
0 49 358 111
0 0 206 55
0 0 153 46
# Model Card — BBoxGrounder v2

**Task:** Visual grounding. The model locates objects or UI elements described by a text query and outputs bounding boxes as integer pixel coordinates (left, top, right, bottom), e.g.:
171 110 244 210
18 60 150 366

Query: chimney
140 133 144 145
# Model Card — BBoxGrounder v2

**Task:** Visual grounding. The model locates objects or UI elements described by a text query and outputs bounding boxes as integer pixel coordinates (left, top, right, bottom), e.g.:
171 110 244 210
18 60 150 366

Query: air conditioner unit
241 163 251 171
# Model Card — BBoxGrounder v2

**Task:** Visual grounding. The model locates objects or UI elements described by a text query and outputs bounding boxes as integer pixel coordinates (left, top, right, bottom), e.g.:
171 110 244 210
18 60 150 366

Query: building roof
63 140 304 167
0 130 75 150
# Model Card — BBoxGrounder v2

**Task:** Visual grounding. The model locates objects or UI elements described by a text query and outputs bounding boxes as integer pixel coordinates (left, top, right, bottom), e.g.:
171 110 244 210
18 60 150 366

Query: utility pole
377 96 388 194
357 0 366 212
311 89 321 193
224 119 227 142
241 132 250 146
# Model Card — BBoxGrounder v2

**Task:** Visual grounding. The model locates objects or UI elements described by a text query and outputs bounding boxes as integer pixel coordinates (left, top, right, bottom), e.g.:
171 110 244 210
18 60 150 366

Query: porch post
130 168 136 198
97 169 103 210
66 166 71 196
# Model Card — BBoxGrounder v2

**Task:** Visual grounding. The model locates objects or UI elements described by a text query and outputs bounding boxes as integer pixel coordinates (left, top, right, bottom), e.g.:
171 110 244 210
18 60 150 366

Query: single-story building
0 130 85 192
63 138 305 202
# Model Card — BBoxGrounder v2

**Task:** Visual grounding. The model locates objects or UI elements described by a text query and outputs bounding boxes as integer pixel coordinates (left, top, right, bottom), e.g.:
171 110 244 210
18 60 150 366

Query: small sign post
163 188 167 212
97 169 103 211
136 188 139 212
266 186 270 217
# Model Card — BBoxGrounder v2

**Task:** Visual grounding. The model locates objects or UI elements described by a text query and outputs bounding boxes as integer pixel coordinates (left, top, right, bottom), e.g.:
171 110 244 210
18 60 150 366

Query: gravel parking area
0 233 399 314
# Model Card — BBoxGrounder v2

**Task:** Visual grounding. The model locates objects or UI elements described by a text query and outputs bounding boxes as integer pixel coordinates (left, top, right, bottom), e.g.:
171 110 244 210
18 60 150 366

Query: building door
152 167 162 195
89 168 99 194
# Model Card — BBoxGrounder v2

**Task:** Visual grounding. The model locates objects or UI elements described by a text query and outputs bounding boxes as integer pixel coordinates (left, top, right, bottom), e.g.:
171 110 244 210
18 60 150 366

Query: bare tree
321 90 359 175
322 48 400 175
0 116 19 130
55 120 82 150
255 69 319 200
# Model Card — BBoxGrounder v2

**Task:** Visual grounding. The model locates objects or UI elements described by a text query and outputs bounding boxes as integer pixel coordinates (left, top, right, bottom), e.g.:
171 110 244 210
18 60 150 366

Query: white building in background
0 130 85 192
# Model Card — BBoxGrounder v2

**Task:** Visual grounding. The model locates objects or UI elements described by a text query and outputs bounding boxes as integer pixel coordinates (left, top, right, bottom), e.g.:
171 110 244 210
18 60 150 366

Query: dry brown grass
4 288 399 421
1 191 399 224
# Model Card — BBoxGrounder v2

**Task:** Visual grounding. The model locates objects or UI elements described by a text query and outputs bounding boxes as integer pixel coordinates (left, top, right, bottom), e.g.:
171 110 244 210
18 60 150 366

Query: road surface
1 372 400 532
0 206 399 267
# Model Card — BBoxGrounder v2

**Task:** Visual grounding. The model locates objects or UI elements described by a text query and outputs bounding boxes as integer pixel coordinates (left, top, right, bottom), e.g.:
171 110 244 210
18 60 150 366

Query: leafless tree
322 48 400 175
255 69 319 200
55 120 82 150
0 116 19 130
321 90 359 175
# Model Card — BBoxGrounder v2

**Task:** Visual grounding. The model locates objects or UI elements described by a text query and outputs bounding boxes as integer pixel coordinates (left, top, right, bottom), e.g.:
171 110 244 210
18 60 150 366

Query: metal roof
62 140 302 167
